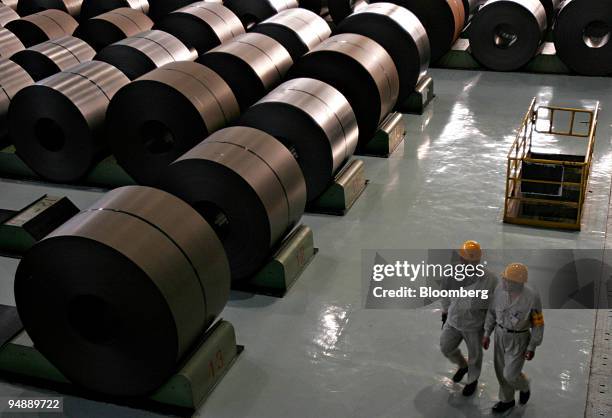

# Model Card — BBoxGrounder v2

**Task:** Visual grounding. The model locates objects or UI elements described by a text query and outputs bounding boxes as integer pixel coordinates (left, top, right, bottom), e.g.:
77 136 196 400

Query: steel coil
160 126 307 281
148 0 200 21
252 8 331 61
338 2 429 104
10 35 95 81
107 61 240 186
155 2 244 56
198 32 293 111
469 0 546 71
240 78 358 201
9 60 130 182
289 33 399 149
554 0 612 76
75 8 153 51
17 0 82 18
0 3 18 27
224 0 298 27
0 59 32 141
539 0 561 28
373 0 465 62
328 0 368 24
5 9 78 47
94 29 195 80
0 27 23 57
80 0 149 21
1 0 17 10
461 0 484 16
15 185 230 397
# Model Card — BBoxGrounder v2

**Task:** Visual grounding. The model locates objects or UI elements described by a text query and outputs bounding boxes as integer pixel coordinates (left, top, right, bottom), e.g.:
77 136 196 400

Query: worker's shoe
452 367 468 382
492 400 515 413
462 380 478 396
519 390 530 405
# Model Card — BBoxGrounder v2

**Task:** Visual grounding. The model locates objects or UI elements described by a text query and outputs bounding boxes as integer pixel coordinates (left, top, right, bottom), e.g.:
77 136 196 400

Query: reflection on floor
0 68 611 417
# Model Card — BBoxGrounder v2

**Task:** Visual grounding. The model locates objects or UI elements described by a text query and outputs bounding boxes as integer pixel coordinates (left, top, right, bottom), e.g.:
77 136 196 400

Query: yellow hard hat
459 240 482 262
503 263 528 283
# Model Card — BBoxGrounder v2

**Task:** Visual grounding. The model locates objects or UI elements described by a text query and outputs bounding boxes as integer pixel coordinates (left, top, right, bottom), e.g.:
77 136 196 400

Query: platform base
233 225 317 297
0 195 79 258
399 76 435 115
0 315 241 416
0 146 135 189
307 159 368 216
359 112 406 157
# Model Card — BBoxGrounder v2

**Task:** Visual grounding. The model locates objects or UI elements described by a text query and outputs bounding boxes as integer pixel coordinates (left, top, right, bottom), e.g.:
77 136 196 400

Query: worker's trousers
440 324 483 384
494 327 531 402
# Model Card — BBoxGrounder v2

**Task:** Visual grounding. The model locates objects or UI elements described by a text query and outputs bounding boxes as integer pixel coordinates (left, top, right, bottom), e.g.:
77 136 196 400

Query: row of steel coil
467 0 611 76
0 0 432 399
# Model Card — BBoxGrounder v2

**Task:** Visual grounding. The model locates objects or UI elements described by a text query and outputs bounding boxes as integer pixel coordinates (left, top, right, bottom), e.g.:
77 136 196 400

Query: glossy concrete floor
0 68 611 417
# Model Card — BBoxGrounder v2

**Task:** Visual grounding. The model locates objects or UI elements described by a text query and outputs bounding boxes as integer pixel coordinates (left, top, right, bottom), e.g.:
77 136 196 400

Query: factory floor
0 68 611 417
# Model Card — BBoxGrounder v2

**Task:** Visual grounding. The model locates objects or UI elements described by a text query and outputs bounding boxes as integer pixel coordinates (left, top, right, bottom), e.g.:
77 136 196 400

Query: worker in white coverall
440 241 498 396
482 263 544 414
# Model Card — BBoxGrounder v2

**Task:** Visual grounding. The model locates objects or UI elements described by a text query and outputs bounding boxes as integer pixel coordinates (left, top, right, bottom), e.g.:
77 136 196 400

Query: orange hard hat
459 240 482 262
503 263 528 283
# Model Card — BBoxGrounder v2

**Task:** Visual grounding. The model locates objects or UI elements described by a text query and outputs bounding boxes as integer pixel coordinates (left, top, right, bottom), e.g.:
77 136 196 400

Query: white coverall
440 270 498 384
484 284 545 402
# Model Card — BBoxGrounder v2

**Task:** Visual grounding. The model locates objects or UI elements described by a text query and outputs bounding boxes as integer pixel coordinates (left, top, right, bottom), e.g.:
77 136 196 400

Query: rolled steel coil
148 0 201 21
0 3 18 27
0 27 24 57
252 8 331 61
299 0 327 14
155 2 244 56
17 0 82 18
373 0 465 62
15 185 230 397
539 0 561 28
0 59 32 140
198 32 293 111
461 0 484 17
10 35 95 81
289 33 399 149
1 0 17 10
224 0 298 27
240 78 358 201
160 126 307 281
338 2 429 104
328 0 368 24
469 0 546 71
74 7 153 51
94 29 196 80
9 60 130 182
5 9 78 47
554 0 612 76
80 0 149 21
107 61 240 186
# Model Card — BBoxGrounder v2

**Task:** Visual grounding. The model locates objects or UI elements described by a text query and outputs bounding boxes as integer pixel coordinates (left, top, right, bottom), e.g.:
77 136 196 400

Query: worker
482 262 544 414
440 240 498 396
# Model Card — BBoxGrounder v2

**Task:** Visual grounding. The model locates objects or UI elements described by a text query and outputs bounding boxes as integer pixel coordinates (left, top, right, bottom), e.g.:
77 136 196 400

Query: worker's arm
483 287 498 337
527 293 544 352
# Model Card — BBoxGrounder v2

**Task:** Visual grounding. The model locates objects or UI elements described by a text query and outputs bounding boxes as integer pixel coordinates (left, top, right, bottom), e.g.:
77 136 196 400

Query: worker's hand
525 351 535 361
482 336 490 350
